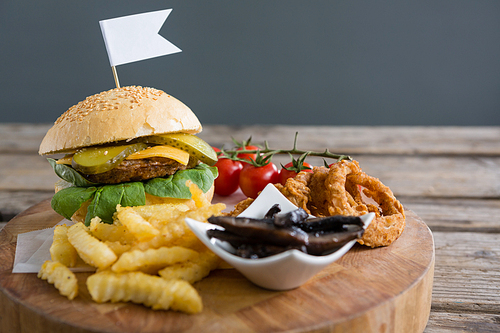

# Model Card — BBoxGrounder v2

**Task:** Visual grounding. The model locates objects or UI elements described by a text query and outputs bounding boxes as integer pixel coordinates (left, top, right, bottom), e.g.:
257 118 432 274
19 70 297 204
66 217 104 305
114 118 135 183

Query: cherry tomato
279 161 313 186
239 162 279 199
213 147 243 196
214 158 243 196
236 145 260 162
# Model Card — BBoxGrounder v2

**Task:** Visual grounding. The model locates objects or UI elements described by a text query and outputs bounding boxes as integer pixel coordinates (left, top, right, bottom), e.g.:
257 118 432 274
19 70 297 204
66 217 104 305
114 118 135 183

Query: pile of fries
38 183 226 314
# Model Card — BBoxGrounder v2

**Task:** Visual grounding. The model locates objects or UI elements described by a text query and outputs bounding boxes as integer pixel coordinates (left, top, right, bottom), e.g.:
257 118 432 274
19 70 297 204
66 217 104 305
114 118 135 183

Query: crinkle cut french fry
161 203 226 243
86 271 202 313
105 241 131 257
164 203 226 247
119 203 226 252
129 221 188 252
38 260 78 300
89 216 135 244
111 246 199 274
170 231 202 250
158 250 221 284
129 203 226 251
50 224 78 267
132 203 190 225
67 222 117 269
169 278 203 314
116 206 159 241
183 203 226 223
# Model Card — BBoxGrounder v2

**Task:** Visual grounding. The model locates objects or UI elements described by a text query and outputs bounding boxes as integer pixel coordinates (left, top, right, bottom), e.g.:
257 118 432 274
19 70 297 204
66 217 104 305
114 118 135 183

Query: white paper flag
99 9 181 67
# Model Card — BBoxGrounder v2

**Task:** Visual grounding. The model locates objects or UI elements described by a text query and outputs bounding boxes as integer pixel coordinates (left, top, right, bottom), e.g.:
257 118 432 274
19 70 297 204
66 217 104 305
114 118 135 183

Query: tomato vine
217 132 351 167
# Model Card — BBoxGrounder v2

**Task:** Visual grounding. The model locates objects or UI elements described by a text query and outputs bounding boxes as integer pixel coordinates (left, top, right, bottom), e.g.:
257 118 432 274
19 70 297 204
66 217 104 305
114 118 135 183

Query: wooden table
1 124 499 332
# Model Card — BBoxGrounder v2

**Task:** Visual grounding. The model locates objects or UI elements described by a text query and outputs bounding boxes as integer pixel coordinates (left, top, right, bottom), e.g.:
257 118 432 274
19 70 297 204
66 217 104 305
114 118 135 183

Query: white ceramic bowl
185 184 375 290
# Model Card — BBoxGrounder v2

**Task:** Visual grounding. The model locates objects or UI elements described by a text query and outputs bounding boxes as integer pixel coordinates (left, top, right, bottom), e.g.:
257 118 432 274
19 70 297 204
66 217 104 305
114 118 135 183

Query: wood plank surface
402 197 500 233
0 200 433 333
431 231 500 312
426 312 500 333
2 124 500 155
1 124 499 332
200 125 500 156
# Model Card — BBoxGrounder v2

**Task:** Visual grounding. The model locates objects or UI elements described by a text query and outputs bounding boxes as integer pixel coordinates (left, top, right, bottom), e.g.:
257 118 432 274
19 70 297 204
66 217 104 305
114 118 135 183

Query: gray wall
1 1 499 126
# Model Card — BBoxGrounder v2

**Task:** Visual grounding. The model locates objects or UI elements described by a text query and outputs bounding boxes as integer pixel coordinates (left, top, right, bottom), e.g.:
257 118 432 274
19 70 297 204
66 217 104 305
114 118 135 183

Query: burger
39 86 218 225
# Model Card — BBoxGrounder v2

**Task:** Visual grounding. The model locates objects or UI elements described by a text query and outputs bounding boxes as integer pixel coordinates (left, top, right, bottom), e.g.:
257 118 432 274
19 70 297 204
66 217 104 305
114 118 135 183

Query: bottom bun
67 184 215 224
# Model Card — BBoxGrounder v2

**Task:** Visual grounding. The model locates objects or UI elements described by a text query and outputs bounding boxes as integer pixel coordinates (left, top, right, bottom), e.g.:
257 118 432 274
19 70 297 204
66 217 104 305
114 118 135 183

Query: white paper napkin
12 219 94 273
13 227 56 273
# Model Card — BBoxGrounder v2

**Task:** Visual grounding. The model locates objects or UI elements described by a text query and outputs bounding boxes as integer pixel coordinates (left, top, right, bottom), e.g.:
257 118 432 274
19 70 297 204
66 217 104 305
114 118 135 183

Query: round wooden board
0 199 434 333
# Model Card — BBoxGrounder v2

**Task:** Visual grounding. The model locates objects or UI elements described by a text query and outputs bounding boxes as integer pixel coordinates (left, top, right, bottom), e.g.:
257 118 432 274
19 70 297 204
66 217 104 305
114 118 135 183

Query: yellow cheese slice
126 145 190 165
56 155 73 165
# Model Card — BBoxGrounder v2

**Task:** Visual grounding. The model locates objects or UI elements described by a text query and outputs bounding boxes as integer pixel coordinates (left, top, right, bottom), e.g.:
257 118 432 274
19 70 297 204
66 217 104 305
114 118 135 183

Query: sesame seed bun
39 86 202 155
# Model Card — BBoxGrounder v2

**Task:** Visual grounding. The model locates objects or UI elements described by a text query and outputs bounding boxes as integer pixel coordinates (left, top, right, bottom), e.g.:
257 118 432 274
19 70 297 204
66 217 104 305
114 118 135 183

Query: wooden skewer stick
111 66 120 88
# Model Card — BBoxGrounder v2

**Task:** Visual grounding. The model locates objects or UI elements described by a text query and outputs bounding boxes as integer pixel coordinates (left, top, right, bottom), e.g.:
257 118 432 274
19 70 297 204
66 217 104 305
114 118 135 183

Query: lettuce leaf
144 164 218 199
47 158 96 187
85 182 145 225
120 182 147 207
51 186 97 220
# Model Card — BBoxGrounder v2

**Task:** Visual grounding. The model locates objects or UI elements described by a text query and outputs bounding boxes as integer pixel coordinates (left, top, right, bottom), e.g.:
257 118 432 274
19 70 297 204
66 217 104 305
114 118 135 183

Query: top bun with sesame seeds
39 86 202 155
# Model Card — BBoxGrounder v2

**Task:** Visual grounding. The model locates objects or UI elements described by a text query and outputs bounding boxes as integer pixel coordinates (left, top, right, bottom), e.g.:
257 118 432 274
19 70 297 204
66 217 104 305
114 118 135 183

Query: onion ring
275 160 405 248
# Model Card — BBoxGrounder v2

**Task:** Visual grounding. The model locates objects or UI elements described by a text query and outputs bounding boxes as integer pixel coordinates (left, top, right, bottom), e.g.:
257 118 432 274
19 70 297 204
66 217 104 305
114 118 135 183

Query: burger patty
82 157 188 184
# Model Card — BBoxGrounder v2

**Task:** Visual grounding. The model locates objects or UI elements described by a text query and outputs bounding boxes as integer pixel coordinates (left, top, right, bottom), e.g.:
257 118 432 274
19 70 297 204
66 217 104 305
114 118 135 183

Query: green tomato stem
218 132 351 167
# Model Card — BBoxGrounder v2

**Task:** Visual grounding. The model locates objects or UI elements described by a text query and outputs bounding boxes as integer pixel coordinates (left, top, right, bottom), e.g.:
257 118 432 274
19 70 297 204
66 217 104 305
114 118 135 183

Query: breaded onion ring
346 165 405 248
275 160 405 248
276 171 312 212
227 197 255 216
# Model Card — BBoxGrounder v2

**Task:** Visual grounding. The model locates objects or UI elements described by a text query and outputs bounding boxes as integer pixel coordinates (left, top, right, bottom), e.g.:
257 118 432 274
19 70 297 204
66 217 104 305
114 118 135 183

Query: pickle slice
72 143 148 174
144 133 217 166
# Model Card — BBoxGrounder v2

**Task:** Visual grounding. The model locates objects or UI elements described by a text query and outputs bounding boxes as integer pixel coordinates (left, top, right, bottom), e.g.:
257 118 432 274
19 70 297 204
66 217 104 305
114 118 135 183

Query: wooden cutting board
0 199 434 333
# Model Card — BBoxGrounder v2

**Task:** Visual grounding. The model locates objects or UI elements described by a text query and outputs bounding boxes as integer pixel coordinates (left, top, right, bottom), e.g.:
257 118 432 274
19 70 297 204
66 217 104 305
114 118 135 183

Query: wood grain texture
431 231 500 313
426 312 500 333
0 124 51 153
0 153 59 191
402 197 500 233
0 200 433 333
199 125 500 156
0 191 54 222
2 124 500 156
